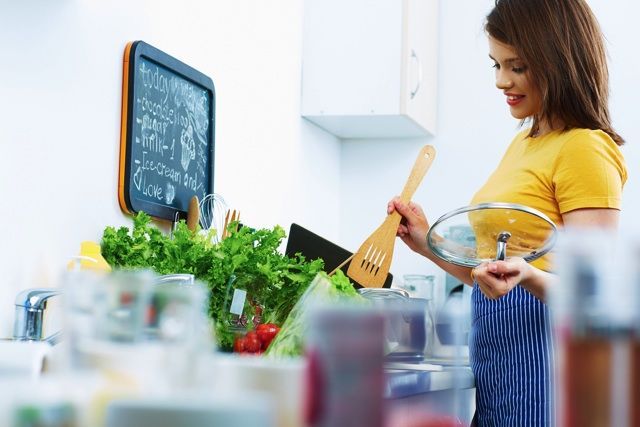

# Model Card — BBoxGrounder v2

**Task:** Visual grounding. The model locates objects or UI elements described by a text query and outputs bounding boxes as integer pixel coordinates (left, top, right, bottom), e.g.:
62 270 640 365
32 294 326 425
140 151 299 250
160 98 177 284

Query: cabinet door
301 0 402 116
402 0 438 134
301 0 438 138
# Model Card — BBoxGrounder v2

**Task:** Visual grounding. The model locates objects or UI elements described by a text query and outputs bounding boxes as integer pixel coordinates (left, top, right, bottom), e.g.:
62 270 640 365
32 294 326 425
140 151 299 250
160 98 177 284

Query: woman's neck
534 118 564 137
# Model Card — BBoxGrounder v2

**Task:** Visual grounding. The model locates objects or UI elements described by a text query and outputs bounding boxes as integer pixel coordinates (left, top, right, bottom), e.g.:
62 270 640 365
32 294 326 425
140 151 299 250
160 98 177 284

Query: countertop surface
385 363 474 399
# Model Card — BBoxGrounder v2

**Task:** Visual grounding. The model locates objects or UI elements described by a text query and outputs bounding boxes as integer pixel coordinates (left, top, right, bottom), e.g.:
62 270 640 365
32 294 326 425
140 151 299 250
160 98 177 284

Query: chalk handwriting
165 183 176 205
130 56 211 210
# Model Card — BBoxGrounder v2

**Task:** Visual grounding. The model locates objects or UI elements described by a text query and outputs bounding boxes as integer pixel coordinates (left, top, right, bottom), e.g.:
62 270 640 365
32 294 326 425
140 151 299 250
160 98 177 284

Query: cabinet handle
410 49 422 99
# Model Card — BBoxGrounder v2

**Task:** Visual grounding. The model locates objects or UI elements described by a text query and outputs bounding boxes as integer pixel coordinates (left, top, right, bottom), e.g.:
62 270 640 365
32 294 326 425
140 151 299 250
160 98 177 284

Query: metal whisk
199 193 228 243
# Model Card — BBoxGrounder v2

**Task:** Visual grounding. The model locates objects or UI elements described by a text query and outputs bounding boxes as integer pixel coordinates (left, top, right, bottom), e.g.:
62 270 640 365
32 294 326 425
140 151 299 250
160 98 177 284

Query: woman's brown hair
486 0 624 145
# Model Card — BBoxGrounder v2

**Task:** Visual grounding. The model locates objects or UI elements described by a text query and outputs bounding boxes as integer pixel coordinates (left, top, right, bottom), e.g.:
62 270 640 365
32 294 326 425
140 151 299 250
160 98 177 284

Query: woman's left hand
471 257 532 299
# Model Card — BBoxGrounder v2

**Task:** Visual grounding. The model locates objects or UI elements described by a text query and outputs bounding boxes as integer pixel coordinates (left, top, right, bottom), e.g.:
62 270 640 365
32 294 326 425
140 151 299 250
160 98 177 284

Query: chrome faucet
13 288 62 345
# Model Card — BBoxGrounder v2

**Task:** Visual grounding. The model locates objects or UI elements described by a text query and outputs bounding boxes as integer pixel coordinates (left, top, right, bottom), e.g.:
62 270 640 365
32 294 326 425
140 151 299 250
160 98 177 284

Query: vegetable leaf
101 212 326 350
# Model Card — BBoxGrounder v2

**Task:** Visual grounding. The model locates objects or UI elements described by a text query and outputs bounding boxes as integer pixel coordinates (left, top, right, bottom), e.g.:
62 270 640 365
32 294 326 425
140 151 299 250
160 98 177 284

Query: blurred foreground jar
554 230 637 427
633 242 640 427
304 306 385 427
58 269 214 426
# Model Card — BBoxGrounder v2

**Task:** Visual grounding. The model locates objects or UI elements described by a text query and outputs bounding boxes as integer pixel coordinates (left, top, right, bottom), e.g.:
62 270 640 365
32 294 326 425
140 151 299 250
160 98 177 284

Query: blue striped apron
470 283 555 426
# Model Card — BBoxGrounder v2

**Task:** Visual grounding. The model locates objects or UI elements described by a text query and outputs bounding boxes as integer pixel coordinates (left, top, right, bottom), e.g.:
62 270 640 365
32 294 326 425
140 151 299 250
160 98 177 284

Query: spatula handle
328 254 355 276
399 145 436 203
187 195 200 232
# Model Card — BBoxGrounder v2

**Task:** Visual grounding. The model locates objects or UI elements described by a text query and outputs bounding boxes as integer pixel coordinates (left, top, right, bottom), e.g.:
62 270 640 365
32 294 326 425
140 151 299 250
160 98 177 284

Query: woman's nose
495 71 513 90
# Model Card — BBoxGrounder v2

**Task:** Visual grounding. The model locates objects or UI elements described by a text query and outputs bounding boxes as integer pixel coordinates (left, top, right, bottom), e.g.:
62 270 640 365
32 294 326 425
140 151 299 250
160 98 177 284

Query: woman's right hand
389 197 477 287
387 197 430 256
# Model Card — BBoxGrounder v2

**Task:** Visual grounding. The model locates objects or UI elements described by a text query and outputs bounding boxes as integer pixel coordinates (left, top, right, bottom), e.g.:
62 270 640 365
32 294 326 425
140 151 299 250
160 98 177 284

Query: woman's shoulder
554 128 624 160
555 128 617 147
508 127 611 150
509 127 607 144
554 128 627 181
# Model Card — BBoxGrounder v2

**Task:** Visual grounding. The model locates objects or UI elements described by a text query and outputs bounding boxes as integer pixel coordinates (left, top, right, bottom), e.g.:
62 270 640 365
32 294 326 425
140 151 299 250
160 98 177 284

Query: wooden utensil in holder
222 209 241 240
187 195 200 232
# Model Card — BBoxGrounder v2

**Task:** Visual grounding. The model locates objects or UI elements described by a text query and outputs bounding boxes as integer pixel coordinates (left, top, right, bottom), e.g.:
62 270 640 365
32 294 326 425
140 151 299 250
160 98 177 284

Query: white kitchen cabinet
301 0 438 139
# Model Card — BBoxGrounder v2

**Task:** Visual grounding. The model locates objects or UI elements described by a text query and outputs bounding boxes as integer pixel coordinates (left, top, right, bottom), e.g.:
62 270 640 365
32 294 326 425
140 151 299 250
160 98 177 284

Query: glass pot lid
427 202 558 267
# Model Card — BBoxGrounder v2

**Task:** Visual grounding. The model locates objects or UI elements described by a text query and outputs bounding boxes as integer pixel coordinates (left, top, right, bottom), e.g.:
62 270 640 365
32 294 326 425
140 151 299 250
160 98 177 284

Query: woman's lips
506 94 525 106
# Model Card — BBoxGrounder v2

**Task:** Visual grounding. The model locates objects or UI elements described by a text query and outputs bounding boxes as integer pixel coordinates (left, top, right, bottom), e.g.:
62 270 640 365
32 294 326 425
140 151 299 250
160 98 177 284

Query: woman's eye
512 66 527 73
492 63 500 70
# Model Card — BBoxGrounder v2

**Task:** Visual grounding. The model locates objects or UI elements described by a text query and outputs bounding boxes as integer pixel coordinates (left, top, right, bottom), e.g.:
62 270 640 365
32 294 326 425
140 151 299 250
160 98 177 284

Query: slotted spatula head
346 214 400 287
347 145 436 287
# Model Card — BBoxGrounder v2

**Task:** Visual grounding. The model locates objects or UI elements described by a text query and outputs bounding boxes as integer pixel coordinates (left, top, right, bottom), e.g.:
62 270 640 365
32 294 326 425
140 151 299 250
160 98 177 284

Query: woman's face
488 37 542 120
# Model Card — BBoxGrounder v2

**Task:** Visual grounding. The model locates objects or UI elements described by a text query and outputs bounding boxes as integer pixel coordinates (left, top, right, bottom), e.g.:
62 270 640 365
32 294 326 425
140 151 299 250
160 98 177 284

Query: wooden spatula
346 145 436 287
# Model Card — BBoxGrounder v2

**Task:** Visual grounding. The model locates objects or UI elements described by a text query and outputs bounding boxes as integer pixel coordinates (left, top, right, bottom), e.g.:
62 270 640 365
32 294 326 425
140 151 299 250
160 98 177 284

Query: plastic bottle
67 241 112 272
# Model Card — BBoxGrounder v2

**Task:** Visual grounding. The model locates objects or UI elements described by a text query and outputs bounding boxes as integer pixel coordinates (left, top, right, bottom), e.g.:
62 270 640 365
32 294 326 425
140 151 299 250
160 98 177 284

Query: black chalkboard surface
119 41 215 221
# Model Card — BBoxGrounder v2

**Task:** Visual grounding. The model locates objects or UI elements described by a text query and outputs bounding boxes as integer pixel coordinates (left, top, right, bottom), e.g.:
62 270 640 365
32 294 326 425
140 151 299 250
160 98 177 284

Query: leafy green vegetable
101 212 325 350
265 270 364 358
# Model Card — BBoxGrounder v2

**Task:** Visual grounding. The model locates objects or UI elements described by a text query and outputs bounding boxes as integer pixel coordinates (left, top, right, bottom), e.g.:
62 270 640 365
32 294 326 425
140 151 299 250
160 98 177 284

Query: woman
388 0 627 425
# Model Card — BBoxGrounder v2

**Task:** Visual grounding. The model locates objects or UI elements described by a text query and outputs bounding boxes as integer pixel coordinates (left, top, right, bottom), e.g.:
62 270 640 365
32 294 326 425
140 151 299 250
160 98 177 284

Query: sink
0 339 52 378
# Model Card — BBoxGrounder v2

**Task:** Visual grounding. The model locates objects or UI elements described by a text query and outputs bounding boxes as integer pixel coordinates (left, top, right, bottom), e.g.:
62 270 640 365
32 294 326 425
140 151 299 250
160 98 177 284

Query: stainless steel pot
358 288 429 362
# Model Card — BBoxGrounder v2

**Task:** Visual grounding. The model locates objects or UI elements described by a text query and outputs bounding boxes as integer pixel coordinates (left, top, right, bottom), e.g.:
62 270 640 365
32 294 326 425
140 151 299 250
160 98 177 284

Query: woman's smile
505 92 525 106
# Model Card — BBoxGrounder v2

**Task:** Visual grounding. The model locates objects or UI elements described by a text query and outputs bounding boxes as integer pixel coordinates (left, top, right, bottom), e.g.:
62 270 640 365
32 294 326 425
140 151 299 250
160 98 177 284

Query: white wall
1 0 637 336
0 0 341 336
339 0 640 285
589 0 640 230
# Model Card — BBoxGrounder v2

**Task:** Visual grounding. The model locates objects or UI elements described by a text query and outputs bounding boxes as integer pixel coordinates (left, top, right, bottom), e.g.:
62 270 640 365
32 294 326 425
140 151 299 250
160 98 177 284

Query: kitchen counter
385 363 475 424
385 364 474 398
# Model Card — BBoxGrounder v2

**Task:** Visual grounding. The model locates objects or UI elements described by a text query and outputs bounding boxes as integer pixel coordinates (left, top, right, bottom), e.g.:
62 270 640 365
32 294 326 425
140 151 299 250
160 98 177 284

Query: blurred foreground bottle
58 268 213 426
633 241 640 427
304 306 385 427
554 230 637 427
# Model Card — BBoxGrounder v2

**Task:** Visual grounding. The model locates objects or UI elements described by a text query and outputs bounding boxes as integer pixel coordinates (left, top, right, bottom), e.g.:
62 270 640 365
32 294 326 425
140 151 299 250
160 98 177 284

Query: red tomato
256 323 280 350
256 323 274 332
233 336 247 353
244 332 261 353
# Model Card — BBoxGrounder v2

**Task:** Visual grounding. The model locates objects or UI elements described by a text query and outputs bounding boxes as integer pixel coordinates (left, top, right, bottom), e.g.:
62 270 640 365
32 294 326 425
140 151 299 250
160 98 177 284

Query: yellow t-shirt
470 128 627 272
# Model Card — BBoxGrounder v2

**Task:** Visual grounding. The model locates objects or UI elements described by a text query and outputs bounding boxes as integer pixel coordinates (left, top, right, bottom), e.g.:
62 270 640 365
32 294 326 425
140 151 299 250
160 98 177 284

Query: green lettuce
101 212 325 350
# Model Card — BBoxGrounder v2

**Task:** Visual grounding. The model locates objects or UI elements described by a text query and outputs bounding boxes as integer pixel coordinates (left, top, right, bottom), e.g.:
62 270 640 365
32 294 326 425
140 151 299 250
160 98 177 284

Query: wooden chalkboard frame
118 40 215 221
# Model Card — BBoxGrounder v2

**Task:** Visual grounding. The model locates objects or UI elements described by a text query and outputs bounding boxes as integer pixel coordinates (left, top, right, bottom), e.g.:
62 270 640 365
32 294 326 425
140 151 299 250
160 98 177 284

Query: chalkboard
119 40 215 221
